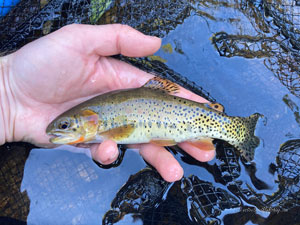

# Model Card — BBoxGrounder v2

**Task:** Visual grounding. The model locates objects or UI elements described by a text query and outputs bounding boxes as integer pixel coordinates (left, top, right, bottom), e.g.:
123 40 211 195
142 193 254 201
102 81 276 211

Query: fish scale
46 77 261 161
94 89 216 143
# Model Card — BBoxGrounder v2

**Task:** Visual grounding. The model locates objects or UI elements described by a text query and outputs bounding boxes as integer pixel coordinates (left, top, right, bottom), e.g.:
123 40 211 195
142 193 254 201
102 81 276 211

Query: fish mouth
48 132 64 143
47 131 76 144
47 131 63 137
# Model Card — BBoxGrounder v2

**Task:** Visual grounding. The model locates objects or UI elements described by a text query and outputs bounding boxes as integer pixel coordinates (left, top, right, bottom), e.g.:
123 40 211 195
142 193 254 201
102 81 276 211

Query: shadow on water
1 0 300 224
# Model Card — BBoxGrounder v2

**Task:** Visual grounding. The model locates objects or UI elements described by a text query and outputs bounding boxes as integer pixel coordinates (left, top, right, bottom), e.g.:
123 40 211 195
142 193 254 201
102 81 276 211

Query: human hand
0 24 215 182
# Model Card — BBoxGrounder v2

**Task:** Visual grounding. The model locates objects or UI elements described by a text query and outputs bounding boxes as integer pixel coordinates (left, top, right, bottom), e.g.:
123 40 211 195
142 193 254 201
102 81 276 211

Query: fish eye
58 121 70 130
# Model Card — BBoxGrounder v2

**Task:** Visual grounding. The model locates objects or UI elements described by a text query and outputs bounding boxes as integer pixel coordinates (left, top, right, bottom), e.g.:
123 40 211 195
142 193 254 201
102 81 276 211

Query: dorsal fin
143 77 180 94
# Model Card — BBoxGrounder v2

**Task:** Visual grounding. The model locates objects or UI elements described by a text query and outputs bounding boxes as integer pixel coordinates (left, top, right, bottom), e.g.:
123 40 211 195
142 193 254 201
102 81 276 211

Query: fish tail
233 113 262 161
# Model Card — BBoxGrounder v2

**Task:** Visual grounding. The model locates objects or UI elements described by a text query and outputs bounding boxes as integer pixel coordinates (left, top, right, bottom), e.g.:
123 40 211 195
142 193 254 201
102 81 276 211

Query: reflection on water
283 94 300 128
208 0 300 98
21 147 146 225
1 0 300 224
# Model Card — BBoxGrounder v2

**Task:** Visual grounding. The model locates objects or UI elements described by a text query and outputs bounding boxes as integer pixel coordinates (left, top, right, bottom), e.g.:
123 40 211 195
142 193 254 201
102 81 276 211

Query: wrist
0 55 17 145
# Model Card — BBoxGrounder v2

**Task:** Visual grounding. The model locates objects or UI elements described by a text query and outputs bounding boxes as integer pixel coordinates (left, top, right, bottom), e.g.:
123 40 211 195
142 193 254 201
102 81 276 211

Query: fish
46 77 261 161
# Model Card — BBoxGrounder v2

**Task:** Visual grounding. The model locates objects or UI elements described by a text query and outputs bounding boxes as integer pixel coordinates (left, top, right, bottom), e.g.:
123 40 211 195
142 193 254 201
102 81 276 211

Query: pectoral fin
186 138 215 151
100 125 135 141
150 139 177 146
143 77 179 94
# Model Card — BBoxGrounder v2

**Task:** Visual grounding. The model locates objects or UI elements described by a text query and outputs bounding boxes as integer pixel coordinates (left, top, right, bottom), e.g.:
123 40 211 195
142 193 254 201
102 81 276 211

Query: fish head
46 109 99 145
46 115 83 144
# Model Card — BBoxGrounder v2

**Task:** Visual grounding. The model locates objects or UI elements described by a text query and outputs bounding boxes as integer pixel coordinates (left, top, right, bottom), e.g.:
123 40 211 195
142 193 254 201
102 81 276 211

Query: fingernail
165 166 183 182
109 148 119 161
172 168 183 181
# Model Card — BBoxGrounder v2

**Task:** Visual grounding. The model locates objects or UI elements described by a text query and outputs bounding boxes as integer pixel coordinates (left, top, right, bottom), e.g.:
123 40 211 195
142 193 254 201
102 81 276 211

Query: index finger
57 24 162 57
87 56 210 104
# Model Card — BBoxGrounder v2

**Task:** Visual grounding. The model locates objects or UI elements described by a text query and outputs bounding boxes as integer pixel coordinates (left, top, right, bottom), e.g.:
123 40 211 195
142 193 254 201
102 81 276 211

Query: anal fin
150 139 177 146
186 138 215 151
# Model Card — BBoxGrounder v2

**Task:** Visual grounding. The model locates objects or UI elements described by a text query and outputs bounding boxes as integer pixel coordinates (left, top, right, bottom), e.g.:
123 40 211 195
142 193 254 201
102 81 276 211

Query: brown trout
46 77 261 161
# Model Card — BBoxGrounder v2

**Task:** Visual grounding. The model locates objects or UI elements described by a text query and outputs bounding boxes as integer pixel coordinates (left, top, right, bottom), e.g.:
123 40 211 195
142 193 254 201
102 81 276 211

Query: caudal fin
233 113 262 161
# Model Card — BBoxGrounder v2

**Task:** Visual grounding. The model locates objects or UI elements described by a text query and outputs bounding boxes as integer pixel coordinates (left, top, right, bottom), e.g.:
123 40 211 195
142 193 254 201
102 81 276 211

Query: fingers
91 57 212 103
178 142 216 162
91 140 215 182
90 140 119 164
91 141 183 182
91 141 184 182
59 24 161 57
138 144 183 182
91 57 154 93
106 57 208 103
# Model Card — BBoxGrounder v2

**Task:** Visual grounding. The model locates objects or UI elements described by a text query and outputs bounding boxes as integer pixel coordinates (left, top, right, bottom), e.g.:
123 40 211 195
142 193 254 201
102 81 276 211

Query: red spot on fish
68 136 85 145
